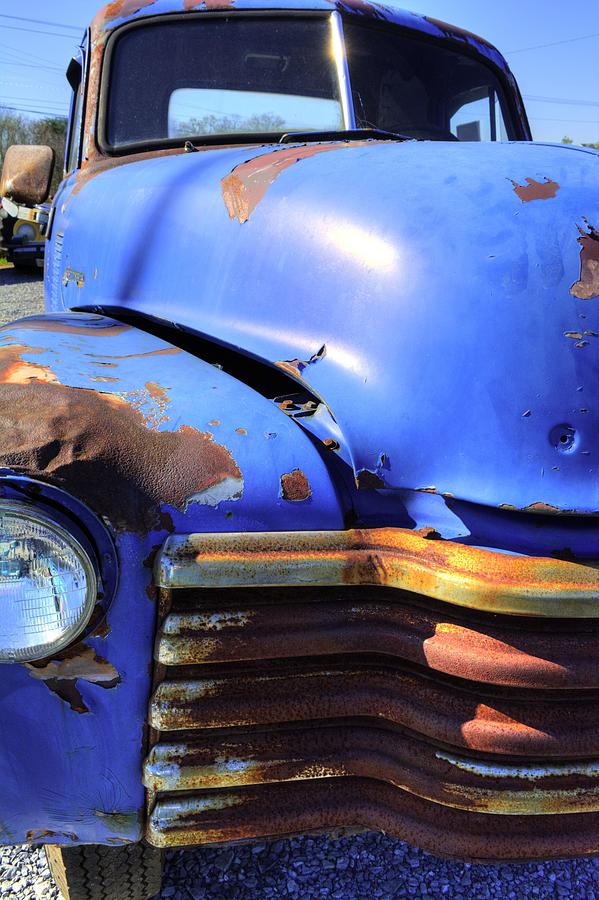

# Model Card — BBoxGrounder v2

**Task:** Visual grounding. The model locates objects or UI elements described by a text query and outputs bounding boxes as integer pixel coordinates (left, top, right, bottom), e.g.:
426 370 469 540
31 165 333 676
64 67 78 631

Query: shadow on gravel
0 266 43 287
156 833 599 899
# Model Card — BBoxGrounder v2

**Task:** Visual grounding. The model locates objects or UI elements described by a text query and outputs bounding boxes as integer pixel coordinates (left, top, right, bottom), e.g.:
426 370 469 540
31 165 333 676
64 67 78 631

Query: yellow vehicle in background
0 197 49 269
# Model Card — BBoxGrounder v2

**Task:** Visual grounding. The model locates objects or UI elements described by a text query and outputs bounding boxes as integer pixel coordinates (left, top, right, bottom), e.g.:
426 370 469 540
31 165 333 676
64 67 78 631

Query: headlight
0 502 97 662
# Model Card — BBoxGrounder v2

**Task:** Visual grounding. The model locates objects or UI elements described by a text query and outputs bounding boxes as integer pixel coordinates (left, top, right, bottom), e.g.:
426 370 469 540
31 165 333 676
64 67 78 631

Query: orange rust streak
0 345 60 385
97 0 157 27
86 348 182 361
185 0 233 8
511 178 560 203
222 143 374 224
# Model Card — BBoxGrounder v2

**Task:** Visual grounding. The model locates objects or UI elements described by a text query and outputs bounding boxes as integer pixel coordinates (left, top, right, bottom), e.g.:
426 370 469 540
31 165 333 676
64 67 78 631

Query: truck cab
1 2 598 898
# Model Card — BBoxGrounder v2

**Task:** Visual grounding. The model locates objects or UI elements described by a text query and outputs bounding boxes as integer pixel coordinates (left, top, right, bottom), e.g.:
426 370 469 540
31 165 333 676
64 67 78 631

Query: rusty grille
145 531 599 861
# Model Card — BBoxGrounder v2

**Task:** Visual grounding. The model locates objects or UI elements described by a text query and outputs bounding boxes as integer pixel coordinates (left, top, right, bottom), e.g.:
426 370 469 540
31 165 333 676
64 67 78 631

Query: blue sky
1 0 597 144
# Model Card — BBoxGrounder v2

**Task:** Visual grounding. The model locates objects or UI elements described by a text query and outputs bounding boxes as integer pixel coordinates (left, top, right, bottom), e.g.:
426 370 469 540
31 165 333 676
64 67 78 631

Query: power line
524 94 599 108
0 14 84 33
1 81 67 91
507 32 599 54
0 38 65 68
0 103 67 119
529 116 599 124
0 23 82 40
0 58 63 73
2 97 68 111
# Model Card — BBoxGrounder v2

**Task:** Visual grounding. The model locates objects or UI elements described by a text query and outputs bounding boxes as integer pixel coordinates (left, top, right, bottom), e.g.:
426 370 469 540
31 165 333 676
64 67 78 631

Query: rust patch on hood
510 177 560 203
222 144 370 224
523 502 563 515
126 381 172 428
571 220 599 300
281 469 312 502
26 645 120 714
0 351 243 532
185 0 233 8
98 0 158 26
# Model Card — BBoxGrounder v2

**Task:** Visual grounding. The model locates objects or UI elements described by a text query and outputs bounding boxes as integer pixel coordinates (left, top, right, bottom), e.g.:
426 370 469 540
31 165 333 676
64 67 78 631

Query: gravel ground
1 836 599 900
0 265 45 323
1 268 598 899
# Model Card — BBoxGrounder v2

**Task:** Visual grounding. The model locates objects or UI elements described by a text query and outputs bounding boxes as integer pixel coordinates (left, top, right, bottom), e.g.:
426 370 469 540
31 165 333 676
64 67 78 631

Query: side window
66 61 84 173
450 89 508 142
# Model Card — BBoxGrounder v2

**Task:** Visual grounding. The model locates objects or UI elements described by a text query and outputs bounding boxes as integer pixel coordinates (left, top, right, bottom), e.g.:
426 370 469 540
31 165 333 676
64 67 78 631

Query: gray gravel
1 835 599 900
0 266 45 324
1 270 599 899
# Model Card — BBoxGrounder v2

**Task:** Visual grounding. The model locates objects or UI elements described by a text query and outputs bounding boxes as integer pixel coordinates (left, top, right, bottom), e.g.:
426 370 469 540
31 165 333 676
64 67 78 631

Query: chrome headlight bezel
0 498 100 663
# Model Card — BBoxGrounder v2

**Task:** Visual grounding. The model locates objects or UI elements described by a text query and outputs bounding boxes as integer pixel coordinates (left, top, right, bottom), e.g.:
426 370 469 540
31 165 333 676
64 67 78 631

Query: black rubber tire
45 843 162 900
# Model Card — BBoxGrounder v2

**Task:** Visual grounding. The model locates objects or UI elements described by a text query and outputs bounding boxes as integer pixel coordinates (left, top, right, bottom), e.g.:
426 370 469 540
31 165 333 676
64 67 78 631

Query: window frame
97 9 352 156
342 16 528 143
64 43 88 175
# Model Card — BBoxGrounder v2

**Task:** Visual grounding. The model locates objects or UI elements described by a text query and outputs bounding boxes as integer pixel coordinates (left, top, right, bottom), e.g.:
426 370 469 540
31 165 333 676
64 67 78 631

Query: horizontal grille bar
148 664 599 757
155 529 599 618
144 725 599 815
147 777 599 860
156 589 599 689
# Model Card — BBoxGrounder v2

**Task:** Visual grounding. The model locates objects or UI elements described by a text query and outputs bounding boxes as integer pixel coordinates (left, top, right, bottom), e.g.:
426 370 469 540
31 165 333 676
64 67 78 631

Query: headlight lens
0 502 97 662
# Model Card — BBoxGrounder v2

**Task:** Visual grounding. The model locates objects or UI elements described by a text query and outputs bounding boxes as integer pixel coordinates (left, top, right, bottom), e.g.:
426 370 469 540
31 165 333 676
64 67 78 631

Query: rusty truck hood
55 139 599 514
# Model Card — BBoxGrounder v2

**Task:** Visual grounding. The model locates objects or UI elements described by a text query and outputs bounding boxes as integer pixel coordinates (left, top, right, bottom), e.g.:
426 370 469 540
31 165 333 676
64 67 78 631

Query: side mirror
0 145 55 206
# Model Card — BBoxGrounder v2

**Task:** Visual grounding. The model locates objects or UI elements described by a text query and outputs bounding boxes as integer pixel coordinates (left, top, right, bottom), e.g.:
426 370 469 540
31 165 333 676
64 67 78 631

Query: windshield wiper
279 128 412 144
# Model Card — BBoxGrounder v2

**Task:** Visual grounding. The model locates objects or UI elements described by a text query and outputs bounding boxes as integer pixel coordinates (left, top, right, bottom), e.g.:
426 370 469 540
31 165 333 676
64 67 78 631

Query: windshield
105 16 344 149
344 21 514 142
104 14 516 151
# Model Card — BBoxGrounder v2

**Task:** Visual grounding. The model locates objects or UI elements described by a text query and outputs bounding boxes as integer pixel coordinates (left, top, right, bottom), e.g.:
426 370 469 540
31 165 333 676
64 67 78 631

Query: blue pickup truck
0 2 598 898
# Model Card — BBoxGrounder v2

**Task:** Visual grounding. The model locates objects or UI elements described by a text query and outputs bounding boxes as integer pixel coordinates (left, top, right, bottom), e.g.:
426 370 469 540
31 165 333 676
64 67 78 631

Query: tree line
562 136 599 149
0 108 67 200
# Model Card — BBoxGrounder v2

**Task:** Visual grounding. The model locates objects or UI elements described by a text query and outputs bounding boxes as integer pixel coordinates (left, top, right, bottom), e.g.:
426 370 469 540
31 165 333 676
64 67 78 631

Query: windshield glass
105 16 344 149
344 21 514 141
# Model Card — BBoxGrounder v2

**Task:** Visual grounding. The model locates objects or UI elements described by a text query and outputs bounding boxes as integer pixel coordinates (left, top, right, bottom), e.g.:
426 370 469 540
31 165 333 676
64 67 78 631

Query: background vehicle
0 199 49 269
0 2 598 899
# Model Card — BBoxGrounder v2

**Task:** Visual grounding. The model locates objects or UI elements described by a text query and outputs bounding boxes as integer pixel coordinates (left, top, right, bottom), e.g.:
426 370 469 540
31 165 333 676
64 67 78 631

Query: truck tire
45 843 162 900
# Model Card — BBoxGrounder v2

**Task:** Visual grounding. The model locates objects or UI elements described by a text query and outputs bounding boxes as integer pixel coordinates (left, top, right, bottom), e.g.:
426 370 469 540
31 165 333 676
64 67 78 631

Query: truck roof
91 0 510 75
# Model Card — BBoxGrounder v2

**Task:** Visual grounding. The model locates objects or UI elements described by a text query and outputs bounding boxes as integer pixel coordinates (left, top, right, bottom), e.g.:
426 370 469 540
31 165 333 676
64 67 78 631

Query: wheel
45 843 162 900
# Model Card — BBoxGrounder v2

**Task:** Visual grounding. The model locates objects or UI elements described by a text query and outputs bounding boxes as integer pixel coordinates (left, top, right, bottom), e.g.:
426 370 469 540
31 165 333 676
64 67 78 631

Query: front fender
0 312 343 846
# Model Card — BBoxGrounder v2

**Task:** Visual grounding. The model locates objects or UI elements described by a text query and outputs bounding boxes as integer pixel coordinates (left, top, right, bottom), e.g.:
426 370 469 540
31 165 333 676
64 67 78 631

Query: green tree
0 110 67 200
582 141 599 150
0 109 31 163
29 116 67 197
176 112 285 137
561 136 574 144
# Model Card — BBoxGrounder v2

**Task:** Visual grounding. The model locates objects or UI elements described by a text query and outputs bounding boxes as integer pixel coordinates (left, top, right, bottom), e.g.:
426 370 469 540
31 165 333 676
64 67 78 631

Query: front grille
144 530 599 861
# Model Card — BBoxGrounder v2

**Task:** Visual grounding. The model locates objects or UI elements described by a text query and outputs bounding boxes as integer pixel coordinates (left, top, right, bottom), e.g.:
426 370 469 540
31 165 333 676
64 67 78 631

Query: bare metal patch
26 645 120 714
571 220 599 300
510 177 560 203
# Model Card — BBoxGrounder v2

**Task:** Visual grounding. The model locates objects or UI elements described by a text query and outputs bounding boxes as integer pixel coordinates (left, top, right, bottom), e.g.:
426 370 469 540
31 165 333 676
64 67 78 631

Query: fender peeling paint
571 220 599 300
26 645 120 714
0 344 243 532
